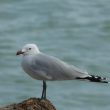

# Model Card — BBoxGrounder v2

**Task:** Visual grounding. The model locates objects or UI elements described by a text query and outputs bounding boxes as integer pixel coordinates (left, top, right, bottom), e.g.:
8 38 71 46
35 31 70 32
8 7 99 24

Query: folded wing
30 53 90 80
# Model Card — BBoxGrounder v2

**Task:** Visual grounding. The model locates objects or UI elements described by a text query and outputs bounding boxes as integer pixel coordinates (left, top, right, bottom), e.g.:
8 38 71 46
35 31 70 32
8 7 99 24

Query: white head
16 44 40 56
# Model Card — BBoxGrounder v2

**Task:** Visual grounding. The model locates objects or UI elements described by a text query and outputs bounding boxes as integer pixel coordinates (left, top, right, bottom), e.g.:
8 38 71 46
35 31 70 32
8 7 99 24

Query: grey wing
31 53 89 81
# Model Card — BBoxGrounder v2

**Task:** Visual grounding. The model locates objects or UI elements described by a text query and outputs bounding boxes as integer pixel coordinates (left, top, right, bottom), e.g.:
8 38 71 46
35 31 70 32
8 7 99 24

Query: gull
16 44 108 99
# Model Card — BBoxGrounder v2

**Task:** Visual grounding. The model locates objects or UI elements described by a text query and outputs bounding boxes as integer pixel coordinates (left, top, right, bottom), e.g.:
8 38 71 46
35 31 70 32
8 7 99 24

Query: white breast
22 55 51 80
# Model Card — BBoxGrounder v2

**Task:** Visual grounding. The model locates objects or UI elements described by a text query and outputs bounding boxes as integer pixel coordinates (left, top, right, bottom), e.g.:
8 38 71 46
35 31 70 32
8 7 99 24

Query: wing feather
30 53 89 80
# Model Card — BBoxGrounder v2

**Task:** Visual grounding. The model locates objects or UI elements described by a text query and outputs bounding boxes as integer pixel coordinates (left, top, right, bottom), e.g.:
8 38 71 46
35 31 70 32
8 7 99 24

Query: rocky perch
0 98 56 110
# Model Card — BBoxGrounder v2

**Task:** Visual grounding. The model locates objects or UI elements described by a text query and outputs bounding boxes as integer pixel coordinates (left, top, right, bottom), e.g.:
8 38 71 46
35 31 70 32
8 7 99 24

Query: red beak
16 50 24 55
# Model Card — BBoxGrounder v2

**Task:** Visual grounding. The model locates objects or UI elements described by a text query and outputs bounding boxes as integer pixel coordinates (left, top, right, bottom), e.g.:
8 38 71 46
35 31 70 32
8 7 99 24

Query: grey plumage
17 44 108 99
22 53 90 81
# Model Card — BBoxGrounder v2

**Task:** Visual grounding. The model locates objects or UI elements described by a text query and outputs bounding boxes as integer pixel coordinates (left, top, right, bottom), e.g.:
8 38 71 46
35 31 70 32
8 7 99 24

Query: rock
0 98 56 110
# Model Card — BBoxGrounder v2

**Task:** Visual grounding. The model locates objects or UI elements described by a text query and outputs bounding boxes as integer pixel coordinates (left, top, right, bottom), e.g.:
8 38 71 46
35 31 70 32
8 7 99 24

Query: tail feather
76 75 108 83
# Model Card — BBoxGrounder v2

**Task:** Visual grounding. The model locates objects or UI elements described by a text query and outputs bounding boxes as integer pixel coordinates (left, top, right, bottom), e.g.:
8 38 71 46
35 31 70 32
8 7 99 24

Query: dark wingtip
86 75 108 83
76 75 108 83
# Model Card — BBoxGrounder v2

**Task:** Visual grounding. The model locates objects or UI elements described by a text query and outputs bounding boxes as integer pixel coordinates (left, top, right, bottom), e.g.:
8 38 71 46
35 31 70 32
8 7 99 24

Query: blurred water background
0 0 110 110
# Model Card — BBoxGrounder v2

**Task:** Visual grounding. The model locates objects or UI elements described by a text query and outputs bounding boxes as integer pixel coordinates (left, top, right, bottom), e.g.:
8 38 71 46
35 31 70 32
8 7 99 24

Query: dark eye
29 48 31 50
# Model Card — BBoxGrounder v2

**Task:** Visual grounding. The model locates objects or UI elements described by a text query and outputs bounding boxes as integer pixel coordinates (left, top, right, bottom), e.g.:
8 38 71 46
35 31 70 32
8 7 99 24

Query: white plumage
21 44 90 81
16 44 108 99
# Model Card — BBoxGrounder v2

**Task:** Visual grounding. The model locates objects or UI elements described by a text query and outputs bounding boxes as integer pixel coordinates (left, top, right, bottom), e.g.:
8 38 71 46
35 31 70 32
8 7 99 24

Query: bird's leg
44 80 47 99
41 81 45 99
41 80 47 99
